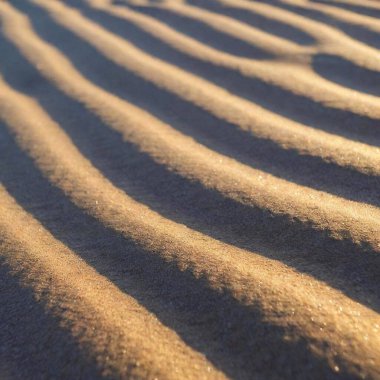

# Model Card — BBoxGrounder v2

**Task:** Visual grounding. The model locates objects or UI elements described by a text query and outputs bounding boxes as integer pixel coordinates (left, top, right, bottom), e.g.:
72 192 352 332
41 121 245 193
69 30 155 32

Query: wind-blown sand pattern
0 0 380 379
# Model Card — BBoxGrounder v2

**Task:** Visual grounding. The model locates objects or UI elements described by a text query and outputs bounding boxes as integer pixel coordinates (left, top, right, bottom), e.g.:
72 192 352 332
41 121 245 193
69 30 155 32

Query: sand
0 0 379 378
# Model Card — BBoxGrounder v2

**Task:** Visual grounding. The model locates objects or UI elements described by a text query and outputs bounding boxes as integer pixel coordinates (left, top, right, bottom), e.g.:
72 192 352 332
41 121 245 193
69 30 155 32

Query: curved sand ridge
0 0 380 379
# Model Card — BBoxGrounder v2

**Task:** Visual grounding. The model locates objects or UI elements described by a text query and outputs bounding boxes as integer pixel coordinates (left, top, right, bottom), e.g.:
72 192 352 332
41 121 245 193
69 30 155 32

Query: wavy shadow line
67 0 380 147
0 24 379 317
12 0 380 207
0 123 351 380
186 0 316 45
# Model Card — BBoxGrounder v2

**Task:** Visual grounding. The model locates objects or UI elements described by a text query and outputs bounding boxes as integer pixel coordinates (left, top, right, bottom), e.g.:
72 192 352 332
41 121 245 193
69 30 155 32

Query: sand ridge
0 0 379 379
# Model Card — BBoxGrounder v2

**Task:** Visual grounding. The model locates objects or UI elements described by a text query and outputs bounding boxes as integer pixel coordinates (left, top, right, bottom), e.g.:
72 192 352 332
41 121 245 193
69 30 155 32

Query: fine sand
0 0 380 379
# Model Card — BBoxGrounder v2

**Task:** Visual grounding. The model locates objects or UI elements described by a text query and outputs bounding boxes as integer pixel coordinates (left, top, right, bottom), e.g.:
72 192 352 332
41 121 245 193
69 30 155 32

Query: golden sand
0 0 379 378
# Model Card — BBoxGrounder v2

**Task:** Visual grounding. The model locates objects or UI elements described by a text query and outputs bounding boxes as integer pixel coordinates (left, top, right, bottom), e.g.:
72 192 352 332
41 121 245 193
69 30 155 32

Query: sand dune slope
0 0 380 379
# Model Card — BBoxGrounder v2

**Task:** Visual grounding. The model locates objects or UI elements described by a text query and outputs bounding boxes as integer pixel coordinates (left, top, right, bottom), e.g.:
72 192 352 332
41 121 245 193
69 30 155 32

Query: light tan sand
0 0 379 379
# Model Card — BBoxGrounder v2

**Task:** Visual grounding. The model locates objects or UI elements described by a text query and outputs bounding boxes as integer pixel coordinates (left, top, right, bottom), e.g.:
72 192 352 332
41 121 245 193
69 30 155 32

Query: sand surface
0 0 380 378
